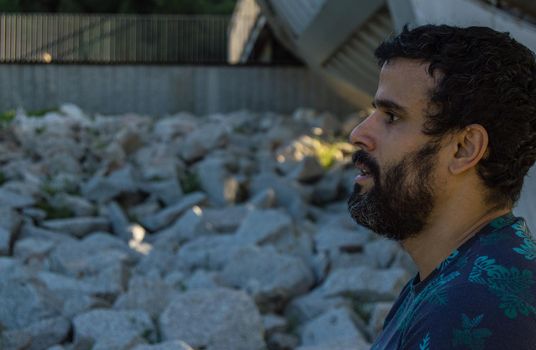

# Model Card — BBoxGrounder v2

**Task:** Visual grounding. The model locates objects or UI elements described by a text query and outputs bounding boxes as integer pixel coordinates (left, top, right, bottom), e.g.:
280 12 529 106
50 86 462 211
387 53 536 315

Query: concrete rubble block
113 275 177 318
153 114 198 142
81 165 137 203
221 246 314 309
287 156 325 183
175 235 246 271
139 179 183 206
300 307 370 349
313 224 370 257
0 206 22 255
41 217 110 239
134 249 177 277
3 316 72 350
267 332 300 350
235 209 293 245
0 187 35 208
13 237 55 267
139 192 206 232
364 238 403 268
19 222 77 245
134 143 186 181
180 122 228 162
262 313 288 336
248 188 276 209
0 277 62 330
150 208 205 251
159 288 265 350
48 234 135 278
201 205 250 233
196 156 240 206
320 266 410 301
368 301 394 339
251 173 311 209
312 164 344 204
183 269 226 290
285 288 351 324
105 201 131 241
73 309 155 350
132 340 195 350
51 194 95 217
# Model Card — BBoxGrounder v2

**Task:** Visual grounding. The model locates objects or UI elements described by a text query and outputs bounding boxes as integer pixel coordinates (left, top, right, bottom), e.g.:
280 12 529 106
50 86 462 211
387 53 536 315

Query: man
348 25 536 349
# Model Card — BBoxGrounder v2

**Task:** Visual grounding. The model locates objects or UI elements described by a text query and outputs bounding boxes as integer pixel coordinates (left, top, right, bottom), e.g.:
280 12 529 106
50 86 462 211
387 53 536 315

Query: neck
402 204 510 281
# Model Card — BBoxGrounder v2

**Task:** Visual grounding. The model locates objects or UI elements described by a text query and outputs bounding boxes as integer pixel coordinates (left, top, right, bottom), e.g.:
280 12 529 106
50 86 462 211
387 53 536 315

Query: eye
386 112 400 124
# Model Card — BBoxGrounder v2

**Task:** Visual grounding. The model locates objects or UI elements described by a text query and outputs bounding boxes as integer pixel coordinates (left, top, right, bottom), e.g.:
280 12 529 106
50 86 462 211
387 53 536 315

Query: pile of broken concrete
0 104 416 350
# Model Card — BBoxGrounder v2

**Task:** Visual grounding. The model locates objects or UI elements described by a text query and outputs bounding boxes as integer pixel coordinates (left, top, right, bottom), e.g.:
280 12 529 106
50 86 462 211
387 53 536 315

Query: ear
448 124 489 175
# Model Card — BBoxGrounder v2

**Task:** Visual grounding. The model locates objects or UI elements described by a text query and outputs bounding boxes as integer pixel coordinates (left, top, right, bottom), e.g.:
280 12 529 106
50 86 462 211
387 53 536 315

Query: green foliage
179 171 201 194
1 0 237 14
0 171 6 185
35 200 74 219
0 110 16 124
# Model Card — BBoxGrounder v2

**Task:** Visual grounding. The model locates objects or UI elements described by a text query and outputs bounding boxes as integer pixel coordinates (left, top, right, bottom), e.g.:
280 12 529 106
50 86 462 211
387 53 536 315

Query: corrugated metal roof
323 7 393 95
269 0 326 36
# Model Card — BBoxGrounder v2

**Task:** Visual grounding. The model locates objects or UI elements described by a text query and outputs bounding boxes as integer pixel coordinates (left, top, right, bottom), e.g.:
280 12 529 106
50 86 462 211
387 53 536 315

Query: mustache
352 150 380 179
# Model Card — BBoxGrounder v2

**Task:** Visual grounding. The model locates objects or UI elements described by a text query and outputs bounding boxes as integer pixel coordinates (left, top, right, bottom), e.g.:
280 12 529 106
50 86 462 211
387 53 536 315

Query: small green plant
0 110 16 124
35 200 74 219
0 171 6 186
180 171 201 193
27 107 57 117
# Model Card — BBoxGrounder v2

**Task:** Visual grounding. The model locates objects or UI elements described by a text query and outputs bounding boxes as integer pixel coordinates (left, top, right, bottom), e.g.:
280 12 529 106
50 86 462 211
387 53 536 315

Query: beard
347 141 440 241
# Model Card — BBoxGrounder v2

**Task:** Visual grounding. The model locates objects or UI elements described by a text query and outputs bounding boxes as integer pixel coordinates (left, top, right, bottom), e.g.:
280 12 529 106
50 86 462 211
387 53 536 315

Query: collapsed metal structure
229 0 536 230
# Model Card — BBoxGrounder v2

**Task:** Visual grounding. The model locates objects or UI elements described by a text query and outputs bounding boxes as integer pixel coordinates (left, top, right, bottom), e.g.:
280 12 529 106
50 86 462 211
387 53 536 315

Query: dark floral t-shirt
371 213 536 350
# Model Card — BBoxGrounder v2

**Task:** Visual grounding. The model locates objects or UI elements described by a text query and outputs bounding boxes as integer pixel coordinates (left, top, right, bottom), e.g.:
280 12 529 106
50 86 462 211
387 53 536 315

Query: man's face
347 58 444 240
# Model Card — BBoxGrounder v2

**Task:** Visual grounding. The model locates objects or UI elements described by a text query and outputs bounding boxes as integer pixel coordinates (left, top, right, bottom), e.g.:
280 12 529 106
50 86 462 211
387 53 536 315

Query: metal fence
0 13 234 64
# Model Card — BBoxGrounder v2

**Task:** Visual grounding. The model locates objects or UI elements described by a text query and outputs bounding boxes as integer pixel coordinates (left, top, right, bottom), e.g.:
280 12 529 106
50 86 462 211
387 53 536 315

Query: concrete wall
0 64 356 116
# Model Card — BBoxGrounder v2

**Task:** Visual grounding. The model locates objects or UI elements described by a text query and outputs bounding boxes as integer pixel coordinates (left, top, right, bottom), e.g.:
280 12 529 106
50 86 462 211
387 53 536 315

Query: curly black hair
374 24 536 209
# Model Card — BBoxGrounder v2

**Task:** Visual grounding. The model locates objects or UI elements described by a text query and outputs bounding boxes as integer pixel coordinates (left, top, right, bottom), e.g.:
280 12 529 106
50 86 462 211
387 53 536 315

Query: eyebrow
372 98 409 116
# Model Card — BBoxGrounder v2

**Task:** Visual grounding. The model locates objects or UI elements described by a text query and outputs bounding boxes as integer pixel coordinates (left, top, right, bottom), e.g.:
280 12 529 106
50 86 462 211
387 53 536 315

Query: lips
352 151 378 185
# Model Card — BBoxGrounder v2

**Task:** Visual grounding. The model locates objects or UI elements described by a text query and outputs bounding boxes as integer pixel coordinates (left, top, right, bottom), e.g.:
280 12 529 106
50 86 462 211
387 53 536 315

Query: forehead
376 58 438 116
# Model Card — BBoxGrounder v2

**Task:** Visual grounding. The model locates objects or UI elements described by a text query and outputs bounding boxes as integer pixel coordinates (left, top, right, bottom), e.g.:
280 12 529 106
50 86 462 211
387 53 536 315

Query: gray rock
250 173 310 210
235 209 293 245
184 269 225 290
368 302 394 339
300 307 369 348
81 166 137 203
262 313 288 335
153 114 198 142
196 157 239 206
288 156 324 182
14 238 55 267
266 332 300 350
41 217 110 239
16 316 71 350
151 208 205 251
248 188 276 209
105 202 131 241
73 309 155 350
320 266 409 301
51 194 95 217
313 225 369 257
140 179 183 206
364 238 402 268
48 234 134 278
19 223 76 244
201 205 250 233
134 249 177 277
159 288 265 350
312 164 344 204
180 122 228 162
140 192 206 231
113 275 177 318
62 292 110 319
0 187 35 208
285 288 351 324
0 277 62 330
175 235 246 271
221 246 314 308
0 206 22 255
134 144 185 181
132 340 195 350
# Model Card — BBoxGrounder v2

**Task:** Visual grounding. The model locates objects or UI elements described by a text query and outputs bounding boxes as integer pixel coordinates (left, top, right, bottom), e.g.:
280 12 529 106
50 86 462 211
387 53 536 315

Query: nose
349 113 376 152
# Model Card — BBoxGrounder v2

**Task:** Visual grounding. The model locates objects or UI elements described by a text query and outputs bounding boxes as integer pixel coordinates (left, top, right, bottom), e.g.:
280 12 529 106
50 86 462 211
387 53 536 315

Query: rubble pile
0 104 416 350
